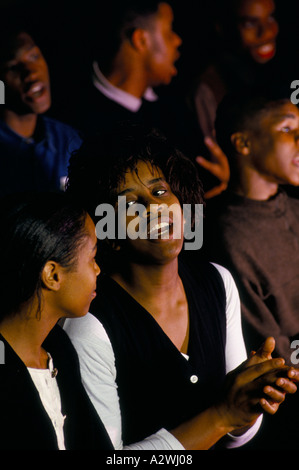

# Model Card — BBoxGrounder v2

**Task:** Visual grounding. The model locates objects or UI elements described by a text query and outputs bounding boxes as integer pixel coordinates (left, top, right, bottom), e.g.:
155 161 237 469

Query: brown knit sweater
205 189 299 364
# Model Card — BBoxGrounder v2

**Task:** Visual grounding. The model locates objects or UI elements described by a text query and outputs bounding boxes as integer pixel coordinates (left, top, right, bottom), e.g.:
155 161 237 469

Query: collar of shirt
92 61 158 112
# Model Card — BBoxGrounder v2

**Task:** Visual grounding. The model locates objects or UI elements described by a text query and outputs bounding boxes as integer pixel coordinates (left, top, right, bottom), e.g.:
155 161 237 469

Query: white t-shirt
63 264 262 450
28 354 66 450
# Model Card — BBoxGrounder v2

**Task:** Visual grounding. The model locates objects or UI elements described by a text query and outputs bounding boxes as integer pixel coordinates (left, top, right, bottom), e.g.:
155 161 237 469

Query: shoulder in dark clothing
0 325 113 450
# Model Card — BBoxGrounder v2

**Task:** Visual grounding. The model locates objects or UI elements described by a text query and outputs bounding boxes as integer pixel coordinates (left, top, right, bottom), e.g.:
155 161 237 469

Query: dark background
1 0 298 125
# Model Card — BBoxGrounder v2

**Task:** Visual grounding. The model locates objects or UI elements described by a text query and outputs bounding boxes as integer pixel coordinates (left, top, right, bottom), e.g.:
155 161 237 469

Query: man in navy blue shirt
0 26 82 196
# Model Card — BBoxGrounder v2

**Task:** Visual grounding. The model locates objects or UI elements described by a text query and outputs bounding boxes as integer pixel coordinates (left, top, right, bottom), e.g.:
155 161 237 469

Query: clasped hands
216 337 299 433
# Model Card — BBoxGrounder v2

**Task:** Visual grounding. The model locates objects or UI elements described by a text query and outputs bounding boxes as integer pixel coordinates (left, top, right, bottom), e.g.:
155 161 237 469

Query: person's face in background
235 0 279 63
0 32 51 115
143 2 182 86
248 101 299 186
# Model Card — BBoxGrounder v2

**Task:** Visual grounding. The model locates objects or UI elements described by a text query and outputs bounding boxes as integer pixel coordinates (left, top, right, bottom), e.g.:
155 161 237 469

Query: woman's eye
154 189 167 196
126 200 136 207
281 126 291 133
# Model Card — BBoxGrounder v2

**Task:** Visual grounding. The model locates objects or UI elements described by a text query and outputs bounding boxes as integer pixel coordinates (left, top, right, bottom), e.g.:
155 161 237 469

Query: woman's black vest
90 259 227 446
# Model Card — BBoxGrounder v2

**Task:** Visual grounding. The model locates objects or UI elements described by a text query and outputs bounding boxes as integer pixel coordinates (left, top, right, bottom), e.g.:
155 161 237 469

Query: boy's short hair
215 86 291 161
90 0 163 73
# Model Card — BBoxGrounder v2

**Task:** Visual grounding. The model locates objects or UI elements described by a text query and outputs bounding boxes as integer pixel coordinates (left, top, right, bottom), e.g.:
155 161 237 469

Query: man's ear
41 261 62 291
130 28 149 52
231 132 251 156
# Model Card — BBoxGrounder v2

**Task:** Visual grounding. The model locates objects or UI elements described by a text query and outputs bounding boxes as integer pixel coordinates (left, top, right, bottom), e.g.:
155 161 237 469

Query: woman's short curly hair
67 123 204 214
66 123 204 269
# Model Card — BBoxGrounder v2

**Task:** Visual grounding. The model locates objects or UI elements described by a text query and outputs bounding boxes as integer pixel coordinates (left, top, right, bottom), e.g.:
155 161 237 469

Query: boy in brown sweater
205 88 299 366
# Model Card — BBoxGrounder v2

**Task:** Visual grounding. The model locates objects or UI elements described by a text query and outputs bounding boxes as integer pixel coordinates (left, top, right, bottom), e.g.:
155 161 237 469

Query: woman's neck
111 258 180 301
111 258 189 352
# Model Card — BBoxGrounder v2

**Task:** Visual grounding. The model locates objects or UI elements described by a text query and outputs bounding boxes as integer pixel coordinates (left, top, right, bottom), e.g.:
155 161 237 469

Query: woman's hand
170 337 299 449
246 337 299 414
215 337 299 431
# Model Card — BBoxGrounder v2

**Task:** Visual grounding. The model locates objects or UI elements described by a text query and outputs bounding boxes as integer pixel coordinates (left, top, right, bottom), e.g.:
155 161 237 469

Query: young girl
64 124 299 450
0 192 113 450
